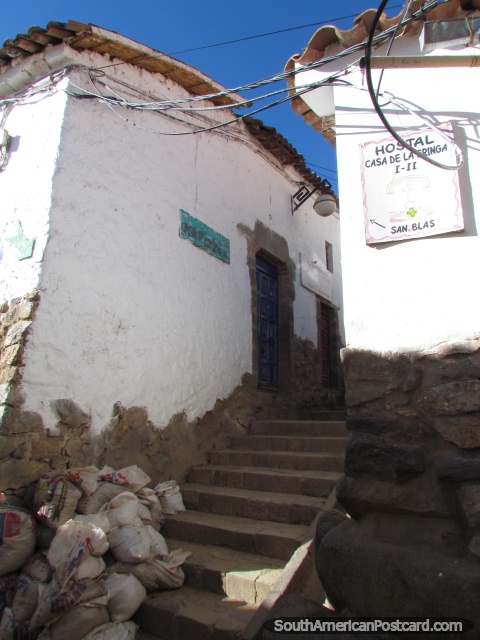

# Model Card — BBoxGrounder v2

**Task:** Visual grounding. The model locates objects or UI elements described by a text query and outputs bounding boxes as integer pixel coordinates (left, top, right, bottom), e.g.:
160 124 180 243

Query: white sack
76 555 106 581
76 483 128 515
34 478 82 529
0 607 17 640
23 552 53 583
137 502 153 524
108 549 190 591
99 465 151 492
108 525 154 564
136 488 164 529
62 466 100 496
12 573 44 622
82 621 138 640
0 506 36 576
49 603 110 640
47 521 108 585
101 492 142 528
30 576 108 629
74 513 111 535
106 572 146 622
154 480 186 514
145 525 168 557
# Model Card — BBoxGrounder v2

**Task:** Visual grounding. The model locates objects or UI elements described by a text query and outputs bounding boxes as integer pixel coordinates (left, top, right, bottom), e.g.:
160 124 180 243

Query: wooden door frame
317 298 343 393
239 221 295 394
256 255 279 389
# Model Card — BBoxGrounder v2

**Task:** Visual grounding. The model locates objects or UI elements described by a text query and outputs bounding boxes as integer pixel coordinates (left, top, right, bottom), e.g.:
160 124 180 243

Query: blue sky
0 1 404 193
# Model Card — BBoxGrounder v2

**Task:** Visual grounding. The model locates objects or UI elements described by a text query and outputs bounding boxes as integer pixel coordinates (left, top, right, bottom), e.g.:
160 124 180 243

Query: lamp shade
313 193 336 217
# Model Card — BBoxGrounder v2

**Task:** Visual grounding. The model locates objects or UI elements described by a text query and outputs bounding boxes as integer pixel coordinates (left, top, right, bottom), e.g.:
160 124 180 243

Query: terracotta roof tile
0 20 328 192
0 20 243 107
243 116 333 193
285 0 478 144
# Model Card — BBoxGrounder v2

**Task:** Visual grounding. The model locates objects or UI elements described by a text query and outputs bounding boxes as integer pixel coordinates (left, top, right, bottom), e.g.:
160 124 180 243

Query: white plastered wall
0 81 68 299
9 50 342 434
296 29 480 353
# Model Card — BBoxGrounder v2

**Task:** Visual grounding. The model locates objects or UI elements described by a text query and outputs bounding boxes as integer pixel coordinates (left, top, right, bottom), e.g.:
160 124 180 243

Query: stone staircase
138 412 348 640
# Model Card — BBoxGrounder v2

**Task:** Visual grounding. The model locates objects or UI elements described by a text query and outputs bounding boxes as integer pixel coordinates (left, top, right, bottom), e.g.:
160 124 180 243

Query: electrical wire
306 162 338 176
0 0 459 172
88 1 445 106
0 0 428 132
170 7 406 55
364 0 463 170
67 68 351 137
0 0 451 131
0 66 72 172
71 67 344 116
376 0 413 95
68 0 429 118
92 6 404 71
0 0 452 116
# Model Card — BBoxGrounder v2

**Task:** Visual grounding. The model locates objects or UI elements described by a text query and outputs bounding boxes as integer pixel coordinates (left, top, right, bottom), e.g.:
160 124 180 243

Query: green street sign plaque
179 210 230 263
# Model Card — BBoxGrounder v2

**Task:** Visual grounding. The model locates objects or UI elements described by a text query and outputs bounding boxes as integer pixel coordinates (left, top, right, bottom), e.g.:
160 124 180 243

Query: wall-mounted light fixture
313 193 337 217
292 178 335 215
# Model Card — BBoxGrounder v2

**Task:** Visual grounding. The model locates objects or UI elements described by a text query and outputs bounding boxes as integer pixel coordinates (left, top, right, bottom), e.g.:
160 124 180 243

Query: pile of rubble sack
0 464 190 639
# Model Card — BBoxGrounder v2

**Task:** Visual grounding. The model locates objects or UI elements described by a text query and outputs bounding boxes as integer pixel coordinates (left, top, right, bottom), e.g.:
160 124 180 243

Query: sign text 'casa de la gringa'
360 126 464 244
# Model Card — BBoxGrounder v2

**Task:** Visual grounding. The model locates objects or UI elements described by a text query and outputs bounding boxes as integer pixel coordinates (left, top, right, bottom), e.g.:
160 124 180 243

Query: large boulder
317 519 480 639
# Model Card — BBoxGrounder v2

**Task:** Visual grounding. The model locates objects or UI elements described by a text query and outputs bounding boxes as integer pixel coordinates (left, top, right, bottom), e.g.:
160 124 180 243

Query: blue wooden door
256 256 278 388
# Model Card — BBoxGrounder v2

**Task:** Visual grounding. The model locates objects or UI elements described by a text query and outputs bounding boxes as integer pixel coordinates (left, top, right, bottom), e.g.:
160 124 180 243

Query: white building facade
0 22 343 490
289 4 480 353
286 1 480 630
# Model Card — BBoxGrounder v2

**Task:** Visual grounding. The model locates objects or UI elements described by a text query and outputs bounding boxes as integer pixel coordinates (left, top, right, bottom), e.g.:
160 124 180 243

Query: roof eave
0 20 246 108
285 0 473 145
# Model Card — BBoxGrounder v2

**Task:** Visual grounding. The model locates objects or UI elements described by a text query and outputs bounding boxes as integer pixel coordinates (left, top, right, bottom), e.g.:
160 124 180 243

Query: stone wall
1 292 328 503
0 293 50 497
0 370 276 504
291 336 337 412
1 289 340 505
316 340 480 636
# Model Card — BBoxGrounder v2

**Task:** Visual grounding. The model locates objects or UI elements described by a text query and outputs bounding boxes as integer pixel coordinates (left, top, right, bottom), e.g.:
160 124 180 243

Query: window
325 241 333 273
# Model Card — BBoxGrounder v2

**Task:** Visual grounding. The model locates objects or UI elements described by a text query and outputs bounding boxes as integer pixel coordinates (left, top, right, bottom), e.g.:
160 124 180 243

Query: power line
169 7 405 55
306 162 338 175
69 67 350 137
91 1 445 110
94 5 404 71
10 0 441 140
364 0 463 170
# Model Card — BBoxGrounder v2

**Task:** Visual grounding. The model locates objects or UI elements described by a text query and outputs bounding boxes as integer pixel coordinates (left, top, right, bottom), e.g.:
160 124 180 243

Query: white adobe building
286 0 480 629
0 21 343 488
287 0 480 353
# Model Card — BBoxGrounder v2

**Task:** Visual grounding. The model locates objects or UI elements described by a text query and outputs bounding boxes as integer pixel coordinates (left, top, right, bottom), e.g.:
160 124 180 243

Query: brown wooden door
320 305 331 388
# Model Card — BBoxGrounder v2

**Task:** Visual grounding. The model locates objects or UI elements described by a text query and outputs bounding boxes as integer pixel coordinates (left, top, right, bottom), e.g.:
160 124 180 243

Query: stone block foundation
316 340 480 637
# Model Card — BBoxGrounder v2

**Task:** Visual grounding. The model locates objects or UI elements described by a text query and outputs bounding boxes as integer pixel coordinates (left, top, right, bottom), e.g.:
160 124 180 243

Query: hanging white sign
300 253 332 301
360 125 463 244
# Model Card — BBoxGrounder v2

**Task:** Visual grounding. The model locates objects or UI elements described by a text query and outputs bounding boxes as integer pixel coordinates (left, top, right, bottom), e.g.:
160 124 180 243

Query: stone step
161 511 308 561
257 408 346 421
230 434 348 454
137 632 162 640
187 464 342 498
138 585 258 640
250 419 348 437
180 483 325 525
209 449 344 472
164 538 284 603
311 409 347 421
